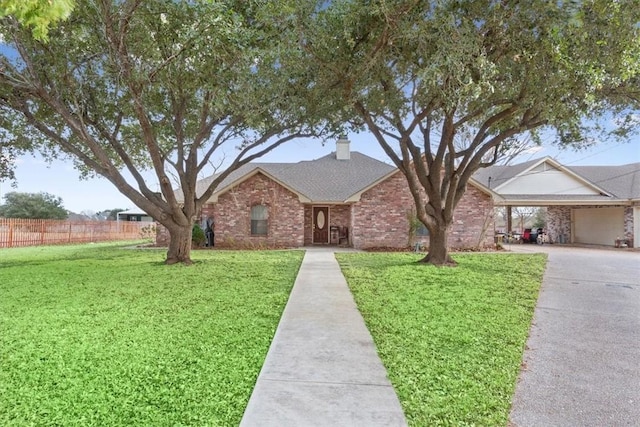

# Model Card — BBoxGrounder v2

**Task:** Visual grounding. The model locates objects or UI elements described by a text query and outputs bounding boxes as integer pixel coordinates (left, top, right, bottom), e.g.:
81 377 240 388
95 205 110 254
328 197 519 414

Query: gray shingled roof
177 151 396 203
473 158 540 190
568 163 640 199
474 157 640 201
174 163 281 202
273 152 396 201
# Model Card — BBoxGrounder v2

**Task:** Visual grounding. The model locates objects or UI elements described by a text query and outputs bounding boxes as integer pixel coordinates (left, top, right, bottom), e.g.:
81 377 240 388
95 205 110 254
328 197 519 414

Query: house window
416 223 429 236
251 205 268 235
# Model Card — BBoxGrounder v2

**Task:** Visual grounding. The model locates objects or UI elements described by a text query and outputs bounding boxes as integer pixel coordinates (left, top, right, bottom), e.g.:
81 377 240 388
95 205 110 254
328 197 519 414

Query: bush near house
192 223 206 247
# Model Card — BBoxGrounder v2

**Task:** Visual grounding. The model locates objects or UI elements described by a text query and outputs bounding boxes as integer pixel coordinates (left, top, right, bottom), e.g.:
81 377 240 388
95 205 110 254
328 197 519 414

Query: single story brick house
474 157 640 248
156 137 495 249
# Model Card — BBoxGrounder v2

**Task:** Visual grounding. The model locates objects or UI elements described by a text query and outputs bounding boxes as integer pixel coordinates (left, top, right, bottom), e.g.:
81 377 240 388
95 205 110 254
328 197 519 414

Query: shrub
140 224 156 239
192 223 206 247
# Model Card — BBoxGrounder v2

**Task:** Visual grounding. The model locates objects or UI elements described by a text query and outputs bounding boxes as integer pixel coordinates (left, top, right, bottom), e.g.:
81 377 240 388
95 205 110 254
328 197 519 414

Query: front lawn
0 243 303 426
336 252 546 426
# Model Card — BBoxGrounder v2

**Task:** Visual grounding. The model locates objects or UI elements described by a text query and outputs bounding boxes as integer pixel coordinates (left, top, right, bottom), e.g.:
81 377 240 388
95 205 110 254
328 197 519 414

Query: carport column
507 206 512 233
634 207 640 248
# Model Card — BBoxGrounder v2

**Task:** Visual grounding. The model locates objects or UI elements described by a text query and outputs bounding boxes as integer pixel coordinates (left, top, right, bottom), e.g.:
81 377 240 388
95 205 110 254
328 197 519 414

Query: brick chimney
336 135 350 160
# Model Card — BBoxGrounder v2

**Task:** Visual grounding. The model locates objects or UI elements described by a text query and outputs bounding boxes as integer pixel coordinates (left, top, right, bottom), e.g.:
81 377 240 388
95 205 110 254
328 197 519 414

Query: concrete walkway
508 245 640 427
240 248 407 427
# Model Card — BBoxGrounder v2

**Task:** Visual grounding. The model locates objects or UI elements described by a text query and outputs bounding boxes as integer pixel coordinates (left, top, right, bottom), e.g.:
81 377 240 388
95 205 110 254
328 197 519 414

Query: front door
313 206 329 244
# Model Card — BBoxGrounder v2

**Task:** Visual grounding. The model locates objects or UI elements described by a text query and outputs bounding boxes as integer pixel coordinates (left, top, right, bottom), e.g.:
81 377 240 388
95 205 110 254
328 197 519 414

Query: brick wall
546 206 571 243
212 173 305 248
156 169 494 250
329 205 351 229
156 173 306 248
449 184 495 248
352 171 494 249
155 173 305 248
624 206 634 247
352 172 415 248
329 205 351 245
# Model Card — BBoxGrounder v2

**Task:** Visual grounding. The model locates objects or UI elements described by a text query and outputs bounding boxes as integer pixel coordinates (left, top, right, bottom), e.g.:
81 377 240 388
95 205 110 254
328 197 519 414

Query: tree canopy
292 0 640 264
2 0 639 265
0 0 75 180
0 0 75 41
0 191 67 219
0 0 331 263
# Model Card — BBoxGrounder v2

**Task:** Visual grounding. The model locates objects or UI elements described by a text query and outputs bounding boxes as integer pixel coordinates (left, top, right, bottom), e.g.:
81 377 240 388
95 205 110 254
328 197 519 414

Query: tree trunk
420 223 457 266
166 223 193 265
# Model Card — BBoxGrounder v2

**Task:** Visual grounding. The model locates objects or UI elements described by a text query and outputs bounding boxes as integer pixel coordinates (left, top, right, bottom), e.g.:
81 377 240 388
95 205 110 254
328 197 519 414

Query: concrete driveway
508 245 640 427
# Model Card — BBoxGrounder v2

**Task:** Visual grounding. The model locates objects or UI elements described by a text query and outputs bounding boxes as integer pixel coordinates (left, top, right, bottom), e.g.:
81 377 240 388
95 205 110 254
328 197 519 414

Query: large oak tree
0 0 329 264
292 0 640 265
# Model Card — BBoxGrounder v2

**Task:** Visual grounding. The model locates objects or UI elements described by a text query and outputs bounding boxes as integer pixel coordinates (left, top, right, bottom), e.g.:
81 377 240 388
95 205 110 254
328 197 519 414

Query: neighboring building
117 209 154 222
475 157 640 248
156 137 495 249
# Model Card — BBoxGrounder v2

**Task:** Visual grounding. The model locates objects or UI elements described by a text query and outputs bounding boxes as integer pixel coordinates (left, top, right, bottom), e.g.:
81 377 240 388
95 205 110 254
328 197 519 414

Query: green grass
0 242 303 426
336 252 546 427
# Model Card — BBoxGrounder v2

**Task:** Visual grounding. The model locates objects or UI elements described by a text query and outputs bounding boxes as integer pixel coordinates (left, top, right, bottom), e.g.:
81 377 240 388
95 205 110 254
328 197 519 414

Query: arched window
251 205 268 235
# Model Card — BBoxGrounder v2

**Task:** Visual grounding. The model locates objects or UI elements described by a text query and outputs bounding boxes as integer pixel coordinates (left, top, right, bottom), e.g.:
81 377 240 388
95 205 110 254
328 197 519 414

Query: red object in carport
522 228 532 242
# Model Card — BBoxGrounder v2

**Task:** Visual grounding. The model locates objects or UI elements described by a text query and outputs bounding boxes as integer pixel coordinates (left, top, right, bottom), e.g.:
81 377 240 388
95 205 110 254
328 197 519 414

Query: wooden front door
312 206 329 244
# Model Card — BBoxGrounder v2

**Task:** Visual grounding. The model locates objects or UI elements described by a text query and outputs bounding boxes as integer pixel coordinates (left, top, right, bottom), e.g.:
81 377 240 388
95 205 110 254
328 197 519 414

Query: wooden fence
0 218 154 248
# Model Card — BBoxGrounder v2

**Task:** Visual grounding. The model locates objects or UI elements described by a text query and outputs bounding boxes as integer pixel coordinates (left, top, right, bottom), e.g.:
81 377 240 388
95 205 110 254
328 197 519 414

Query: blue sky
4 132 639 213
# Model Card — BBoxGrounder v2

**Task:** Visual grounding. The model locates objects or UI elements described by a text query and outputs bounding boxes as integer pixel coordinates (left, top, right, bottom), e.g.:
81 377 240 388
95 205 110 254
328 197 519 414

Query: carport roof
473 158 540 190
568 163 640 200
475 157 640 203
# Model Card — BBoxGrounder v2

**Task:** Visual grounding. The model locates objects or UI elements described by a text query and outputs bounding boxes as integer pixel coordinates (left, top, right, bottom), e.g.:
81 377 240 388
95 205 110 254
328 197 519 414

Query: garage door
573 207 624 246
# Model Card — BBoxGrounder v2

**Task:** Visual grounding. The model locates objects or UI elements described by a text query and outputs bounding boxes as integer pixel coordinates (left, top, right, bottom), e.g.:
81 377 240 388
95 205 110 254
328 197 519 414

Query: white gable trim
493 156 613 196
494 198 626 207
207 167 311 203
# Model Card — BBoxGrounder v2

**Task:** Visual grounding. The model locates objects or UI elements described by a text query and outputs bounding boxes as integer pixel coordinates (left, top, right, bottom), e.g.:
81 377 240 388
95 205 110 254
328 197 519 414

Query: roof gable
278 152 395 202
473 158 540 190
210 167 312 203
485 157 610 196
179 151 396 204
183 151 501 204
476 157 640 204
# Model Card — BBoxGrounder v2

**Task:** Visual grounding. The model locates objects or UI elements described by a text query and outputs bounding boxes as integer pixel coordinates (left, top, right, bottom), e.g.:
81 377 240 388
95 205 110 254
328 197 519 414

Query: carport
474 157 640 248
